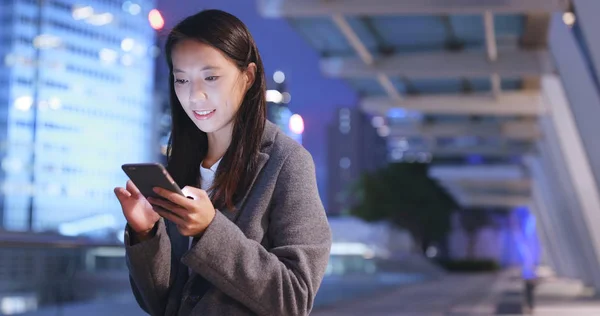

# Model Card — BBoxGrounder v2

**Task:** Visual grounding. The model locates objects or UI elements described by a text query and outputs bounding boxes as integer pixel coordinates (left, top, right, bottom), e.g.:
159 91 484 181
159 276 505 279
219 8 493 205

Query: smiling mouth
192 109 216 120
194 110 215 115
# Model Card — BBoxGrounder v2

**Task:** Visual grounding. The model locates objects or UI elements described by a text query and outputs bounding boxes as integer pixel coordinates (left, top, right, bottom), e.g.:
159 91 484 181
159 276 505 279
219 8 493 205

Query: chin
194 123 216 134
194 121 224 134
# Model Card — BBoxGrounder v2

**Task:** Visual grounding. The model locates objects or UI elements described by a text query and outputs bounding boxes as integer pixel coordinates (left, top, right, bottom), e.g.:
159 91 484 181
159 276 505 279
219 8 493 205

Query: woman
114 9 332 316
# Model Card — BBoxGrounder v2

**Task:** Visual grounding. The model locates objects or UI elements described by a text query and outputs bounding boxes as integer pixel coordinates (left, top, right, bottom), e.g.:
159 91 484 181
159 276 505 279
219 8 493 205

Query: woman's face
171 39 255 135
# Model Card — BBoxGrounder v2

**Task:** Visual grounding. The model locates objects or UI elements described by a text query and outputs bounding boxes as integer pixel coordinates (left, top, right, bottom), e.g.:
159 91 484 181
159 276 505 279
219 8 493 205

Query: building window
43 79 69 90
66 64 121 83
42 122 77 132
16 77 32 86
15 120 34 127
48 0 71 12
17 36 32 46
48 20 120 46
64 43 98 60
19 15 35 25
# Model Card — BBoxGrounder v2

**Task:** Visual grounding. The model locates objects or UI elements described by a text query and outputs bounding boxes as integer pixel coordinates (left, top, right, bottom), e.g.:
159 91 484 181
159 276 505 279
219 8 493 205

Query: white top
199 158 221 192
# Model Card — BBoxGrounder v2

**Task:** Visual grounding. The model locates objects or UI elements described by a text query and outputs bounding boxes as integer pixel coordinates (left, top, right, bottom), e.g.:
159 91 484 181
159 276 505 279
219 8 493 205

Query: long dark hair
164 10 267 210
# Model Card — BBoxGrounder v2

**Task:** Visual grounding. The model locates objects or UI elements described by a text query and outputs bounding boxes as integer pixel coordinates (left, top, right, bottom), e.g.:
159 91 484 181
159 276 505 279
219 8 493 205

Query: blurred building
327 107 387 215
267 104 292 135
266 70 303 144
0 0 159 233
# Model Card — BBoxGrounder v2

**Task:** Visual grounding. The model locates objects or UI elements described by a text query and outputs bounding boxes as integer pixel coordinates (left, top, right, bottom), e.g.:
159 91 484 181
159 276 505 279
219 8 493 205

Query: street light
289 114 304 135
149 9 165 30
273 70 285 84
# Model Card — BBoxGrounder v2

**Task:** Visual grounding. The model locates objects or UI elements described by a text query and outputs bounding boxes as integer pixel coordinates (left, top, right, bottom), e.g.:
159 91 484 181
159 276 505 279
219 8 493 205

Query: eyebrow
173 66 220 73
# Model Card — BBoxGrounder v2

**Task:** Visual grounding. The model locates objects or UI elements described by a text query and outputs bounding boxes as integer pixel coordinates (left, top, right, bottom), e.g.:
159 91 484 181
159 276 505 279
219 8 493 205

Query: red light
289 114 304 134
148 9 164 30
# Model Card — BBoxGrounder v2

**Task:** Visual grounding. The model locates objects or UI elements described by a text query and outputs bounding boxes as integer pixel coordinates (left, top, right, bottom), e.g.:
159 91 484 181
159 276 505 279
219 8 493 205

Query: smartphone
121 163 185 199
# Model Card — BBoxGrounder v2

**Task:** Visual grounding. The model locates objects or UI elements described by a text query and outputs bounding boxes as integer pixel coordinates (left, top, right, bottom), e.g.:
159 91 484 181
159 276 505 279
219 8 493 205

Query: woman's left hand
147 186 216 237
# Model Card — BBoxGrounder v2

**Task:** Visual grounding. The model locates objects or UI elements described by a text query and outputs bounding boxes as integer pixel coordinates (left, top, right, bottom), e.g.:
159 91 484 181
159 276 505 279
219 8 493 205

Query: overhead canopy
258 0 570 206
259 0 569 17
261 0 556 117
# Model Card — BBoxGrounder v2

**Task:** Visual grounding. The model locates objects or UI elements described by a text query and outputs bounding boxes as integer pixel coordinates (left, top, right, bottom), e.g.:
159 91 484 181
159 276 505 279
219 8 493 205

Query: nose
189 82 207 103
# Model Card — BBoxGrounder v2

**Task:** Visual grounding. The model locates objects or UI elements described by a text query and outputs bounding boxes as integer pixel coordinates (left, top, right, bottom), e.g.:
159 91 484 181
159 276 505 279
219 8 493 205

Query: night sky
156 0 358 205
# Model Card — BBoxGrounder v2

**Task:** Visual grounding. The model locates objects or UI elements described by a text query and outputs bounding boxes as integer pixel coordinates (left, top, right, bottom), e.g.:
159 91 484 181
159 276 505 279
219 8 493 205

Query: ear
243 62 257 91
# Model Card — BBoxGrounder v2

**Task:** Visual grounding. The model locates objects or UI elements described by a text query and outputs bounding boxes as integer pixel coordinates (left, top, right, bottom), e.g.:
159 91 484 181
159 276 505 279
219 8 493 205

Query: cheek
228 83 246 109
174 87 187 105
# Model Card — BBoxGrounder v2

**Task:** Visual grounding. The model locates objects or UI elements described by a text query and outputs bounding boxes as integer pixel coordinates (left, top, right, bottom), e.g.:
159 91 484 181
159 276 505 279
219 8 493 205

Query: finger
153 206 186 227
126 180 142 199
114 187 132 199
153 187 193 209
176 225 192 237
148 197 187 217
114 187 132 206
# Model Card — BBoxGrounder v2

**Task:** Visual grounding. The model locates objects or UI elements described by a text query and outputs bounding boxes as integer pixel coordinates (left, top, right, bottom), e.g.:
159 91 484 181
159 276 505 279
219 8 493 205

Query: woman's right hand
114 180 160 241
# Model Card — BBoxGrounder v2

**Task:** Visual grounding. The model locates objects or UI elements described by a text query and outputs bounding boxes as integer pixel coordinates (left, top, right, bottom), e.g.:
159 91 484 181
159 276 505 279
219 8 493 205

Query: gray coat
124 121 332 316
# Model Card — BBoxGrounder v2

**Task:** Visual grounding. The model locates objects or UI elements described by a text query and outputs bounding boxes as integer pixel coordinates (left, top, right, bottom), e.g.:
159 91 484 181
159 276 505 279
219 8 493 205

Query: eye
205 76 219 82
174 79 188 85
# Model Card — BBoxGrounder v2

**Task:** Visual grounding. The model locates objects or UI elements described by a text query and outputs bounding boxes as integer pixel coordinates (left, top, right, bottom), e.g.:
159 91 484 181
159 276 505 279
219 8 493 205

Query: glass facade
0 0 158 235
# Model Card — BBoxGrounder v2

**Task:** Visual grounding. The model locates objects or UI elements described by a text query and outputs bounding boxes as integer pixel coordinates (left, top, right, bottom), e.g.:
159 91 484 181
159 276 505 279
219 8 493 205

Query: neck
204 122 233 168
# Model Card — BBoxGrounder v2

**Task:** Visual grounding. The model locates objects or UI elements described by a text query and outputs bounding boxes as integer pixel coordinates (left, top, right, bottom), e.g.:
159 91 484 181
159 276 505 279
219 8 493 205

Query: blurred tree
350 163 458 255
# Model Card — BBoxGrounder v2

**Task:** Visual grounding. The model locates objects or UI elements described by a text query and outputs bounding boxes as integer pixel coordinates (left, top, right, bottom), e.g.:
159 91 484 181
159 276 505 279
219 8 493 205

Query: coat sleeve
125 218 173 316
181 146 333 316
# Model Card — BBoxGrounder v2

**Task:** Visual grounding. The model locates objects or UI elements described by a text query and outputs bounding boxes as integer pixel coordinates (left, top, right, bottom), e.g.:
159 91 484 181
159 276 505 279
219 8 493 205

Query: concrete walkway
312 272 507 316
523 277 600 316
312 269 600 316
21 269 600 315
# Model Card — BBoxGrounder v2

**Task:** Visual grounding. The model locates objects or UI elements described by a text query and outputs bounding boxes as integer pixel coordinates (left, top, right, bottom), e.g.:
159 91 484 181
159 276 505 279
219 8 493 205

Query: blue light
122 1 132 12
387 108 408 118
512 206 541 279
